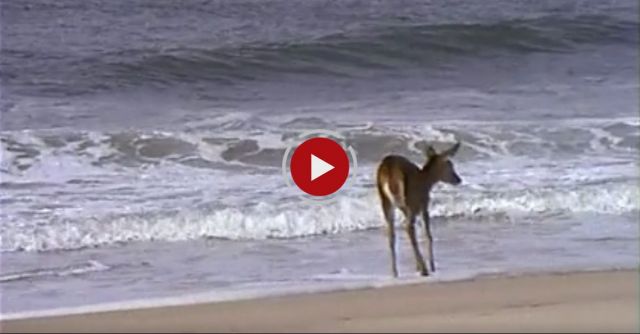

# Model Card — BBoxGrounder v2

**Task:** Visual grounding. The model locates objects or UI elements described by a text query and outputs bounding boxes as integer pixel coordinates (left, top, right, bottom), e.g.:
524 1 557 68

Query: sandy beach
2 269 637 333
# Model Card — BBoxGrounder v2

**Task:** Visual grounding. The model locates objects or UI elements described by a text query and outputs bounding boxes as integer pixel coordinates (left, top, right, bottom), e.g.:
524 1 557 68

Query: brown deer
376 142 462 277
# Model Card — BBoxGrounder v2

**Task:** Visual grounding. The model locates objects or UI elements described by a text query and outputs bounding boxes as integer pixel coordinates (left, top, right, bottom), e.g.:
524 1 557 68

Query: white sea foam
1 179 637 252
1 116 637 176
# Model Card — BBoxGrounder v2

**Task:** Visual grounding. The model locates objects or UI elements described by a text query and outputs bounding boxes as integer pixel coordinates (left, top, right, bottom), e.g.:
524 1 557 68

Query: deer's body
376 143 462 277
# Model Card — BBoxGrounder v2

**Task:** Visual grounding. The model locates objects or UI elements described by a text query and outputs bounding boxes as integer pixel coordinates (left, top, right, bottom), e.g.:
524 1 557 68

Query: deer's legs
422 210 435 272
406 214 428 276
380 194 398 278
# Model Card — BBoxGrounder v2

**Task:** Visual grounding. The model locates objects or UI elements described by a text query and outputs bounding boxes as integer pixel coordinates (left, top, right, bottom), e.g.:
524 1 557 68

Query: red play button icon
290 137 350 196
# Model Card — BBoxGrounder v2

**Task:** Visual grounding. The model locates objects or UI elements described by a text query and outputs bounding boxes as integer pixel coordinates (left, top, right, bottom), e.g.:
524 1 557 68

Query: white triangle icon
311 154 334 181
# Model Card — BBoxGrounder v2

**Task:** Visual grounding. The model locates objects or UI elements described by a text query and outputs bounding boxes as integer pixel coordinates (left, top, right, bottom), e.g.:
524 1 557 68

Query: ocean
1 0 638 316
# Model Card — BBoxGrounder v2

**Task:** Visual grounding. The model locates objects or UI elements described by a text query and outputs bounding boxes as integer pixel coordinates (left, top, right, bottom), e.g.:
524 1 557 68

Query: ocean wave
2 14 637 92
1 117 637 175
1 181 637 252
83 15 640 86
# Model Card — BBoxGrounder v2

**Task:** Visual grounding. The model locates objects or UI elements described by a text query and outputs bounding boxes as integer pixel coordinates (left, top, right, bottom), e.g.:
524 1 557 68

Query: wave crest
2 181 637 252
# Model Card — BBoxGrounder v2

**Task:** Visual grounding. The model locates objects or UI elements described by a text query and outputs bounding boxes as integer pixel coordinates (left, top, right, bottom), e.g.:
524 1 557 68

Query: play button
311 154 334 181
289 137 350 197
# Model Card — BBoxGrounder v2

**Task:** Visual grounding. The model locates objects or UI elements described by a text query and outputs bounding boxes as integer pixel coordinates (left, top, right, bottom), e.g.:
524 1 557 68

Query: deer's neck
419 166 439 192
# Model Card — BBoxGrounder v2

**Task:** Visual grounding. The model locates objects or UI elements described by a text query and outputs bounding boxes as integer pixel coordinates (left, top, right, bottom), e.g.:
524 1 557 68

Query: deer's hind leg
379 187 398 278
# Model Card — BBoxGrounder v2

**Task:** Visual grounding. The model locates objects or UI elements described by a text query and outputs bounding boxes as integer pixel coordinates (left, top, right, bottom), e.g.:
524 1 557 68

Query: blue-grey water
1 0 638 315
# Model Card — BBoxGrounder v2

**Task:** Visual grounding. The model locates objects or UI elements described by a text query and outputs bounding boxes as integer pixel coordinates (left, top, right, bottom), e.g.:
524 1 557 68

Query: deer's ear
444 141 461 157
425 145 437 159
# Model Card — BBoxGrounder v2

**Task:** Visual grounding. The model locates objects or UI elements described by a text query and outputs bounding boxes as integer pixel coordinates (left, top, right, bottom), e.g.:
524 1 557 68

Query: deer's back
377 155 420 181
376 155 425 209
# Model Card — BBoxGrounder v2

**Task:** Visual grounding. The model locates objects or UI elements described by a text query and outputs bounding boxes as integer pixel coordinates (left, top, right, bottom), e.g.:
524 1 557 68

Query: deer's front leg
422 210 435 272
406 214 428 276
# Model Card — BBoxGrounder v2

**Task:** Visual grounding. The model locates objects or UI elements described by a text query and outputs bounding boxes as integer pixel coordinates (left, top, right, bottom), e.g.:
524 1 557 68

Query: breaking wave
1 117 637 175
1 180 637 252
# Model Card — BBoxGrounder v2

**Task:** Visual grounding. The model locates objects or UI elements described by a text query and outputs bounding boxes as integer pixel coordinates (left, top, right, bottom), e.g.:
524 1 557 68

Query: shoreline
1 266 632 320
2 268 637 333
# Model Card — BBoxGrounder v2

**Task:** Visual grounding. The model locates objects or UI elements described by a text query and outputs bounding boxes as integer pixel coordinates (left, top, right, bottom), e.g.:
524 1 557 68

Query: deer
376 142 462 277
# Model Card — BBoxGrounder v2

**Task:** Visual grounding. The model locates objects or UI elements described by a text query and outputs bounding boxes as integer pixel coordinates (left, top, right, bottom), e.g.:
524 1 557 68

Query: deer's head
422 142 462 185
